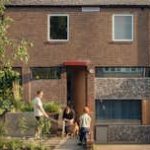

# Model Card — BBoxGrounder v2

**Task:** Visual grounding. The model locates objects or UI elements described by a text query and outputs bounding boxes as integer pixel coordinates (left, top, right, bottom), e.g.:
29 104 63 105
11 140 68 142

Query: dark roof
7 0 150 7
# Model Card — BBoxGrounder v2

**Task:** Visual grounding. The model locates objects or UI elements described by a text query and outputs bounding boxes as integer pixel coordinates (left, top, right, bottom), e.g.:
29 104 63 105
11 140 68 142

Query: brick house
6 0 150 143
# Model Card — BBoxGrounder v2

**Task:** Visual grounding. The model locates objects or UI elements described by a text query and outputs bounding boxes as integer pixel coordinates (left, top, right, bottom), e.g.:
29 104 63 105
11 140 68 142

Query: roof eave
5 4 150 8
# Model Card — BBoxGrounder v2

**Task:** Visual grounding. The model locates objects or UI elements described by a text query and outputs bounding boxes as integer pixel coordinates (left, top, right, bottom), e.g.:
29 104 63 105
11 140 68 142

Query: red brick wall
5 6 150 103
6 7 150 67
31 79 62 102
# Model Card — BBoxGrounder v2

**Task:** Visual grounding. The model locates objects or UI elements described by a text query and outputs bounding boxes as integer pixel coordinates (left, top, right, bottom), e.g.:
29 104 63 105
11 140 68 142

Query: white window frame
47 14 69 42
112 14 134 42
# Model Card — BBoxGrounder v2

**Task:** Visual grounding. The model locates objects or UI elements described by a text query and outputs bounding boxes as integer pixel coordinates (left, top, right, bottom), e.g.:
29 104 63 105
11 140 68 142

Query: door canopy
63 60 91 66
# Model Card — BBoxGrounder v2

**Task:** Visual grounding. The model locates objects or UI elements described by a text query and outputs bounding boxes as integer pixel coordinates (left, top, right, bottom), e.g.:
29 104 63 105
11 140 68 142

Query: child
78 106 91 145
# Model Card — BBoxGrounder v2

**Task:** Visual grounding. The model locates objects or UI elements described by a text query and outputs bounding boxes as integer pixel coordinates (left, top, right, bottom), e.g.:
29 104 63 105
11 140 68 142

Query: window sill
95 120 141 125
109 41 133 44
45 40 69 44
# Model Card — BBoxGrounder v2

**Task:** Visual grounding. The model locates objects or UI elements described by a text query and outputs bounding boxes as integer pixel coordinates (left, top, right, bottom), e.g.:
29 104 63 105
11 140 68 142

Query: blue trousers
79 127 89 144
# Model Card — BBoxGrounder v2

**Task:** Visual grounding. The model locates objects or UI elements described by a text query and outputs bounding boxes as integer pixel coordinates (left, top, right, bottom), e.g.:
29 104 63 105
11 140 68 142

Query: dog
68 122 79 137
72 122 79 137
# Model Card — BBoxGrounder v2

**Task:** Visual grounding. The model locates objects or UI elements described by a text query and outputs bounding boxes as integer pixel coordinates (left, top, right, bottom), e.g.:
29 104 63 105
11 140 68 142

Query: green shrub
0 122 6 137
42 118 51 135
43 101 61 113
20 102 33 112
0 139 47 150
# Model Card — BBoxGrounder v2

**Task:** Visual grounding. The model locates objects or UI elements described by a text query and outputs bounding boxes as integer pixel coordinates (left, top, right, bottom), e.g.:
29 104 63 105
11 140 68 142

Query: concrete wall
5 112 36 137
4 112 60 137
96 78 150 99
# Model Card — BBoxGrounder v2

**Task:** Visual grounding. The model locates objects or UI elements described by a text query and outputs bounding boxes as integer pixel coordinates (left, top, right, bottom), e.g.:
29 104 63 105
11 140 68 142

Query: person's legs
35 116 43 139
65 125 70 136
79 128 89 145
35 116 40 138
79 128 84 144
83 128 89 145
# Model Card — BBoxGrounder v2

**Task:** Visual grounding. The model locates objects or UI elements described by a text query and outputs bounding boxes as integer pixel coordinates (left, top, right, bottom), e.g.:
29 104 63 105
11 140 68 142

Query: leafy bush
43 101 61 113
0 139 47 150
0 122 6 137
0 69 20 116
42 118 51 135
20 102 33 112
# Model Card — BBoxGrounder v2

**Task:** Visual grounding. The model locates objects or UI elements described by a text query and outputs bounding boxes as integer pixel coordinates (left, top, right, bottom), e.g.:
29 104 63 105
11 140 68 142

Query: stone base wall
96 78 150 99
95 125 150 144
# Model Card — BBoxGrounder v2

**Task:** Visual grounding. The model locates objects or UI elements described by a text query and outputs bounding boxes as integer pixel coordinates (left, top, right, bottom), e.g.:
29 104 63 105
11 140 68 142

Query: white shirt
79 113 91 128
32 97 43 117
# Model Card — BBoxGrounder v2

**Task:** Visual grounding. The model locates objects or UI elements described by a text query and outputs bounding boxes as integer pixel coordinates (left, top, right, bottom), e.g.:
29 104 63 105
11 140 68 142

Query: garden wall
3 112 61 137
5 112 36 137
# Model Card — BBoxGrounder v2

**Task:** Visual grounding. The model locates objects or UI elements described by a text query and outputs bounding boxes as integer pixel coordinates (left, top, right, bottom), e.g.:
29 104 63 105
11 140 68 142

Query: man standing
32 90 49 139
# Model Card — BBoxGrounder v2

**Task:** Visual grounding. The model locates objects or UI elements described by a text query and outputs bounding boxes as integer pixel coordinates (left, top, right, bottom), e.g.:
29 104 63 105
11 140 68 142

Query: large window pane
113 15 133 41
95 99 141 124
49 15 68 41
31 67 61 80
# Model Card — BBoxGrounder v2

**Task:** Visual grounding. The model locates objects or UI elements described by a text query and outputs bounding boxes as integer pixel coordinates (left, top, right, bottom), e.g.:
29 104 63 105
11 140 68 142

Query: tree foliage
0 0 32 116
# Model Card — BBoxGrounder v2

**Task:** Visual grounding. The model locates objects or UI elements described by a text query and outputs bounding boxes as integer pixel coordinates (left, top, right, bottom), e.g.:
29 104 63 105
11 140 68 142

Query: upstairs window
31 67 61 80
113 14 133 41
48 14 69 42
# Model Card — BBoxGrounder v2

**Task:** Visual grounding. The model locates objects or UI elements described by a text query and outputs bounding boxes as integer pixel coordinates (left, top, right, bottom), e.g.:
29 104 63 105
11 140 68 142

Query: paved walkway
27 136 84 150
53 137 83 150
12 136 150 150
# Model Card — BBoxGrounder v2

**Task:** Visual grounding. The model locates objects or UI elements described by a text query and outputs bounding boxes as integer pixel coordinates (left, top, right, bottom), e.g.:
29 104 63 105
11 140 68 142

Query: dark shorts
35 116 41 121
35 116 44 129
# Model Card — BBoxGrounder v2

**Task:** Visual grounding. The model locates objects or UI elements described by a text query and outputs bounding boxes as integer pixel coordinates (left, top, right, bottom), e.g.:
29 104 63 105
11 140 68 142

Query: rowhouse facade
6 0 150 143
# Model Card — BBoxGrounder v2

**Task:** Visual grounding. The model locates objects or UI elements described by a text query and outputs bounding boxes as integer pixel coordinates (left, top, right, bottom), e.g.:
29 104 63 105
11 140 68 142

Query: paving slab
54 137 84 150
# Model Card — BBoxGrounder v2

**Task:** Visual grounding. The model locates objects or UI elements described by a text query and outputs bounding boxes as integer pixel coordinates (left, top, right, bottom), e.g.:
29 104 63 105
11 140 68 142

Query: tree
0 0 32 116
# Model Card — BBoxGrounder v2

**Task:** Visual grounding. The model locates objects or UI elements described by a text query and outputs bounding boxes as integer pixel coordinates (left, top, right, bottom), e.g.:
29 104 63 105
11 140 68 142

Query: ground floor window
31 67 61 80
95 67 144 77
95 99 141 124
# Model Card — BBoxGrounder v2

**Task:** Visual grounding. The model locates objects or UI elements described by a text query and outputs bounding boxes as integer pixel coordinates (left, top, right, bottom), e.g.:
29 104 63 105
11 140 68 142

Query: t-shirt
62 109 75 125
79 113 91 128
62 110 75 120
32 97 43 117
